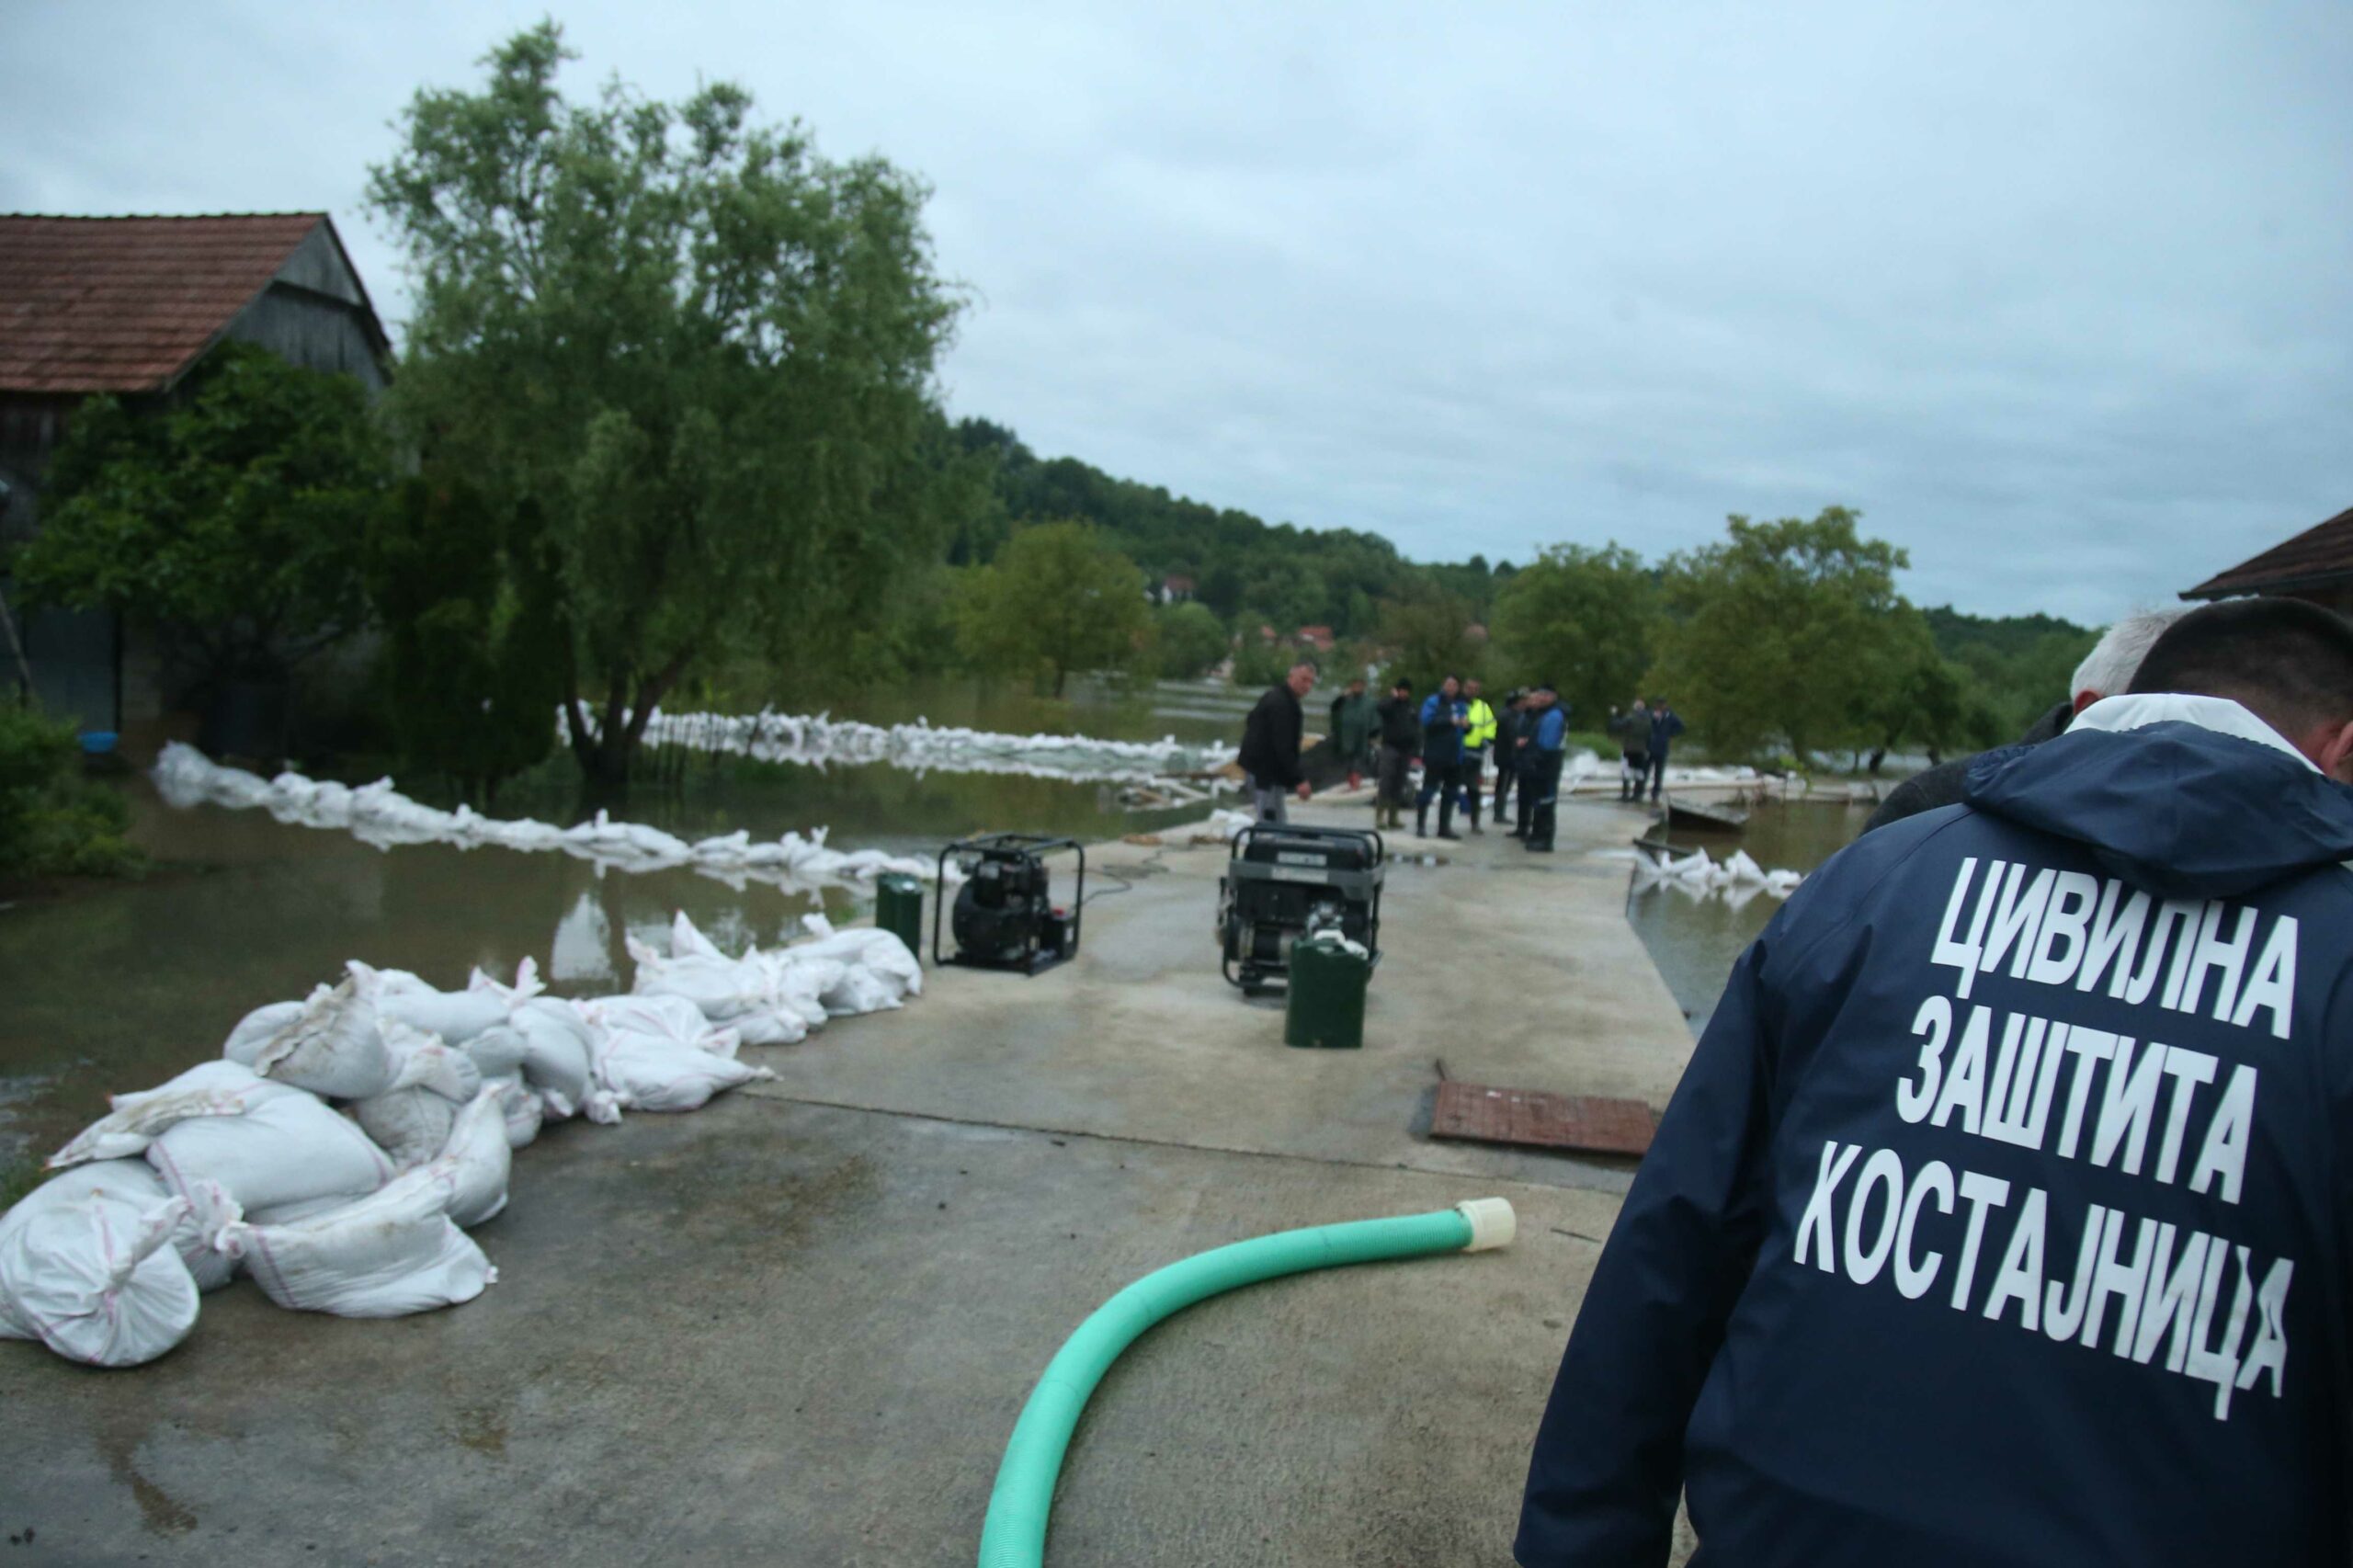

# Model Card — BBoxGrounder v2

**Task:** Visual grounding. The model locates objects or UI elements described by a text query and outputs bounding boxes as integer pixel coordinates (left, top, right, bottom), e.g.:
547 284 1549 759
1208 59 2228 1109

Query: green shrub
0 706 143 879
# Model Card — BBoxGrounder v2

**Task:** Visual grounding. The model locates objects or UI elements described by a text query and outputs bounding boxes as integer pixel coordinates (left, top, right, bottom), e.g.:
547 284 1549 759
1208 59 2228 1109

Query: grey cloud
4 0 2347 623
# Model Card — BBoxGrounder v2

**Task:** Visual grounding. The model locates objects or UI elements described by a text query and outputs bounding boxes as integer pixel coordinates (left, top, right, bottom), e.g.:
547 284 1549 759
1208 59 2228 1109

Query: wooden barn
0 212 392 742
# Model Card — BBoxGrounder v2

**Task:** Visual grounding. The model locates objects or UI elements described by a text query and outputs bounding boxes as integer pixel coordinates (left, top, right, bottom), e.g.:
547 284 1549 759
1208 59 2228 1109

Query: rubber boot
1415 802 1428 838
1436 794 1461 842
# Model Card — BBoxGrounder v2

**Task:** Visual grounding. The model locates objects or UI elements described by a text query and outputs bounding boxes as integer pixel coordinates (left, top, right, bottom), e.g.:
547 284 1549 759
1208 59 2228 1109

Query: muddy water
0 756 1215 1178
1621 800 1875 1035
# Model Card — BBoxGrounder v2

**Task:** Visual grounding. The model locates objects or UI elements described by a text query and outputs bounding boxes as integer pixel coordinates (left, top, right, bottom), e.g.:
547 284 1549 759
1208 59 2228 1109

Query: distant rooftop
2183 505 2353 600
0 212 357 394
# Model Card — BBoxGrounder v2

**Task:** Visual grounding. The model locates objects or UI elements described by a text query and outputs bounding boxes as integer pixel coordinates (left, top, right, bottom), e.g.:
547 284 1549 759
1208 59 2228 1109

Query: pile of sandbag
1 913 925 1369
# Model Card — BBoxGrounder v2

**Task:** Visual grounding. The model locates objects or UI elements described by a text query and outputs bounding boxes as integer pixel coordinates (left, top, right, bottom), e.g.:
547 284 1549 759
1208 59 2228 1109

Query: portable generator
934 833 1086 976
1217 823 1384 992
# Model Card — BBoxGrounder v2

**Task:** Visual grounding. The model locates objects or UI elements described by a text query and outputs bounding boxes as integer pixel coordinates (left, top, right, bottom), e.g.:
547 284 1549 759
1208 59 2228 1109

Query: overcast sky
6 2 2347 623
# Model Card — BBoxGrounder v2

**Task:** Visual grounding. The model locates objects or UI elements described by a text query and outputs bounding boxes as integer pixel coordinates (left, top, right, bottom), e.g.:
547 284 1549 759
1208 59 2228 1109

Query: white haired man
1859 605 2190 835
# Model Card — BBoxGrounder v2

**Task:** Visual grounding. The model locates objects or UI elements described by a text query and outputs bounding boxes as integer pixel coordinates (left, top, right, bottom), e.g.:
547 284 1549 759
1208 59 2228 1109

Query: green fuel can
1284 936 1369 1050
875 872 925 960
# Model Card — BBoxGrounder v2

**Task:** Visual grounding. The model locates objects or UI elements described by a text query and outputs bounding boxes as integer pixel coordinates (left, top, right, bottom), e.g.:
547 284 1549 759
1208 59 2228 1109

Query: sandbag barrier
577 707 1225 786
0 911 915 1368
152 743 961 895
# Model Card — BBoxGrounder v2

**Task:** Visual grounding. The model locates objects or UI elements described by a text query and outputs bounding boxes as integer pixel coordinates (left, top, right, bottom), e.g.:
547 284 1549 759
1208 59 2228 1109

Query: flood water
0 678 1264 1181
1622 800 1876 1035
0 674 1872 1181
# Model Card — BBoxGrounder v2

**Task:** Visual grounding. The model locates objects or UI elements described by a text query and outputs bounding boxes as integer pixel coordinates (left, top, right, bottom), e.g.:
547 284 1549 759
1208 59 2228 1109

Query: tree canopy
14 342 388 686
954 521 1151 696
1645 508 1915 764
369 22 964 780
1490 543 1657 723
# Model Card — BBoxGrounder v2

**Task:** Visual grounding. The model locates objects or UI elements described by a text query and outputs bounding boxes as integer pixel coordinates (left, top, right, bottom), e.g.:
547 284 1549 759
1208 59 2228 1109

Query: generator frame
1219 822 1385 993
933 832 1087 976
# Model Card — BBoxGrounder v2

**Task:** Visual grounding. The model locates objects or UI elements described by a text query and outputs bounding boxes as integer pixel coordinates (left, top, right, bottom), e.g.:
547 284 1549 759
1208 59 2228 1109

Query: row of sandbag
150 742 952 891
0 914 923 1368
620 707 1222 784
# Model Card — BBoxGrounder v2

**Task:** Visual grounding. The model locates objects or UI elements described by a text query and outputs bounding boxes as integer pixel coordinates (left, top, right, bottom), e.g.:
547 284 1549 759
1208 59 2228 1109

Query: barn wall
221 287 391 393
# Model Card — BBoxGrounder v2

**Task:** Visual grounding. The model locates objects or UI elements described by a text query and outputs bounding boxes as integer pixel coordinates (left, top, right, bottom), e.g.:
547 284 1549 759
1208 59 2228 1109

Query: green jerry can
1284 934 1369 1050
875 872 926 960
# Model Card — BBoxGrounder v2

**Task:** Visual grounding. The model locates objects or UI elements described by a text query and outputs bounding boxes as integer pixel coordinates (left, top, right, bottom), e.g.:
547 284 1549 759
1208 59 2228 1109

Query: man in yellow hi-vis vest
1457 677 1497 834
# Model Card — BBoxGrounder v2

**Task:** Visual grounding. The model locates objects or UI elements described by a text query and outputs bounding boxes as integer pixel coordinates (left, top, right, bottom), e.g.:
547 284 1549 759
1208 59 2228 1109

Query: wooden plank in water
1430 1080 1657 1157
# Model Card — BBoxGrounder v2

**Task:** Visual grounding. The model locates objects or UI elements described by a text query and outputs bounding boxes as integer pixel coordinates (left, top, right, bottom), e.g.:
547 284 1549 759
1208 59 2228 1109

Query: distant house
1294 624 1336 653
2182 504 2353 614
1159 573 1195 603
0 212 392 736
1463 621 1489 644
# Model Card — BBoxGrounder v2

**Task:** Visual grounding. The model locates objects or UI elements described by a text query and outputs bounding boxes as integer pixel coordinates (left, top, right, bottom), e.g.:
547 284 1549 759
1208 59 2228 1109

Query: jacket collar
2067 693 2316 773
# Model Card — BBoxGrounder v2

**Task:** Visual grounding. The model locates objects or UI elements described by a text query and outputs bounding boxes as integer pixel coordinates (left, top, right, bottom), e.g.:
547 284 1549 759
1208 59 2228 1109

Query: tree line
5 22 2093 800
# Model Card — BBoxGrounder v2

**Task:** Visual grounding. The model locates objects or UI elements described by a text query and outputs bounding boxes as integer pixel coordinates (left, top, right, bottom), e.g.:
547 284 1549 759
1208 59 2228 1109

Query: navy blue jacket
1422 693 1465 765
1519 716 2353 1565
1648 707 1687 758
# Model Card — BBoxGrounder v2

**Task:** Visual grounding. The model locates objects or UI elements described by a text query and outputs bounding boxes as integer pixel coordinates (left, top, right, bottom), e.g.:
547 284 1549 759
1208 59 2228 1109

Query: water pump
934 833 1086 976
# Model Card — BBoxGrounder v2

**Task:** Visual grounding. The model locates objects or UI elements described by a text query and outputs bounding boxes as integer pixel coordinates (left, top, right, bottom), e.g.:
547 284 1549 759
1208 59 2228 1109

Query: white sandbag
222 999 306 1065
146 1084 394 1216
439 1089 512 1229
372 967 508 1046
253 964 398 1099
47 1060 269 1169
790 922 924 1004
508 999 595 1110
484 1074 543 1150
0 1169 198 1367
589 994 733 1053
353 1088 459 1170
463 1023 529 1079
626 933 772 1021
594 1030 772 1113
215 1164 494 1318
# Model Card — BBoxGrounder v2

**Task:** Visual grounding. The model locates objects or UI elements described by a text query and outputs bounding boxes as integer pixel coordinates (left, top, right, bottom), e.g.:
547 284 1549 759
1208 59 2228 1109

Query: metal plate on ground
1430 1081 1657 1157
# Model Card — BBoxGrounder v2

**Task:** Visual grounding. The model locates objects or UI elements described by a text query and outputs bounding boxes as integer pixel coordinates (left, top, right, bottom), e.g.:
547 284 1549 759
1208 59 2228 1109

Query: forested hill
949 417 1506 639
1921 604 2097 735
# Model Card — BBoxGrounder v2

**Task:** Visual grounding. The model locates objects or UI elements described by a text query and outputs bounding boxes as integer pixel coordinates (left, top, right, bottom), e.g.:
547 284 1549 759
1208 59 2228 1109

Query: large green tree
1153 600 1231 679
369 23 963 782
366 480 566 803
1647 507 1913 764
1490 542 1658 723
14 342 388 688
1375 585 1484 695
955 522 1150 696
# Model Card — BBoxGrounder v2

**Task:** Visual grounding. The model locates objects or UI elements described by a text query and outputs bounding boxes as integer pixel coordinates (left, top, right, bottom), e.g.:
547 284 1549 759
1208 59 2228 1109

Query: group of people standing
1325 674 1570 851
1603 698 1686 803
1243 664 1686 852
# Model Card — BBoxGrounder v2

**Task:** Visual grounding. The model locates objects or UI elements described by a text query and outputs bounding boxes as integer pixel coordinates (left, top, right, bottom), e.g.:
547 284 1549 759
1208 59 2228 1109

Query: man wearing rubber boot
1415 675 1469 840
1495 690 1529 832
1518 597 2353 1568
1457 677 1497 834
1521 687 1565 852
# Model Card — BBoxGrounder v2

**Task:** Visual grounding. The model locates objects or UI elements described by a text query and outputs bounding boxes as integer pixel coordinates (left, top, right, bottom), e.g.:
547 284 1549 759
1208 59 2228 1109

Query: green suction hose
977 1197 1517 1567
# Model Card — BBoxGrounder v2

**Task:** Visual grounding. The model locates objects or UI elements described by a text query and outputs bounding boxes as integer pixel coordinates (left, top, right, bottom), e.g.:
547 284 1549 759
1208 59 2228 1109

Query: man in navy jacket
1518 597 2353 1566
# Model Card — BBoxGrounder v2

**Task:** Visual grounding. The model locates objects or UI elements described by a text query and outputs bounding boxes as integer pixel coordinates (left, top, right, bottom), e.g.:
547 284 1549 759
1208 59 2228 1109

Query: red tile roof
2184 506 2353 599
0 213 325 394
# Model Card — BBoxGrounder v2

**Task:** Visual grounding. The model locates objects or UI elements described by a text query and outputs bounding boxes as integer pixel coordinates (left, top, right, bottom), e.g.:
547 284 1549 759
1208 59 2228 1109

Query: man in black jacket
1373 677 1418 832
1519 597 2353 1566
1237 660 1316 823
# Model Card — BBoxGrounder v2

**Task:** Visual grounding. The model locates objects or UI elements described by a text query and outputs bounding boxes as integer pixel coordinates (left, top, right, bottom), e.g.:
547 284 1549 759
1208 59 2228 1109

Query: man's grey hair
2072 605 2195 700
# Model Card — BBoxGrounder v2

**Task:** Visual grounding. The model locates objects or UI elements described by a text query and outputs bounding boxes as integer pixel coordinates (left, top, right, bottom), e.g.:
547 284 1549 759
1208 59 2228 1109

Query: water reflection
1623 801 1874 1035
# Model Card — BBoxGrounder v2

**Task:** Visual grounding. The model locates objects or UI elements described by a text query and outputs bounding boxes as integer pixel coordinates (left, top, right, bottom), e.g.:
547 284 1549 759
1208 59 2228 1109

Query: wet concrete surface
0 795 1697 1566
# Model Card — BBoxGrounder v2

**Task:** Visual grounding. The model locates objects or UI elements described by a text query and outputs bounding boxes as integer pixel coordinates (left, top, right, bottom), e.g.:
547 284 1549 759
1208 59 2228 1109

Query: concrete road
0 794 1700 1567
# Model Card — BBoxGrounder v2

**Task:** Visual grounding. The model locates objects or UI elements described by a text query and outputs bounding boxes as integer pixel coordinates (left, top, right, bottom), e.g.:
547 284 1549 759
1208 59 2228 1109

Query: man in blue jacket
1416 675 1469 840
1518 597 2353 1566
1522 686 1568 852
